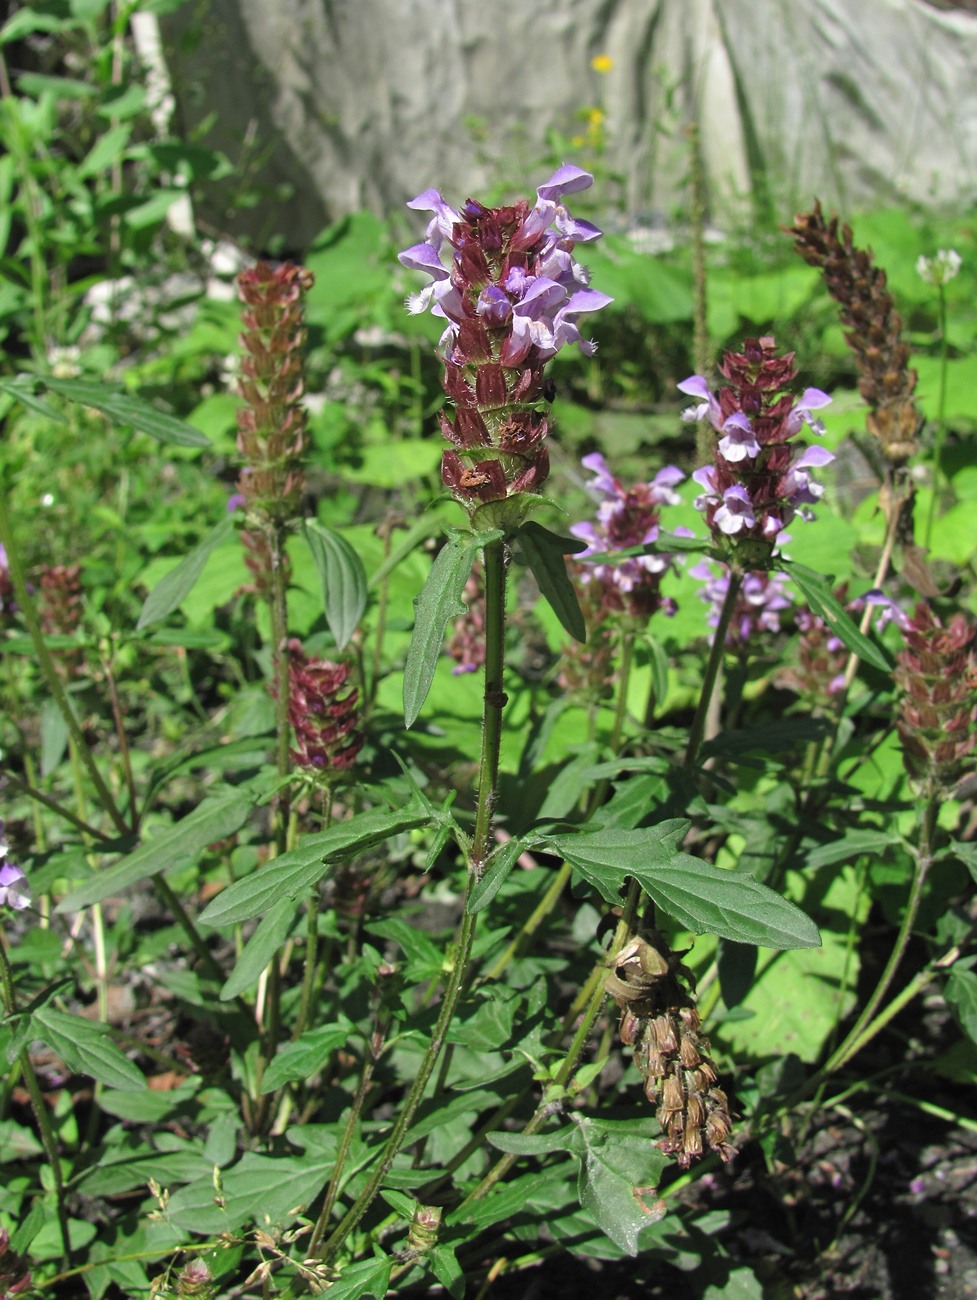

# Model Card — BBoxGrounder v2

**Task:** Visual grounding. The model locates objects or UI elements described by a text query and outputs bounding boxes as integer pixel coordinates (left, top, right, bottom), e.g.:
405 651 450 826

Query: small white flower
916 249 961 287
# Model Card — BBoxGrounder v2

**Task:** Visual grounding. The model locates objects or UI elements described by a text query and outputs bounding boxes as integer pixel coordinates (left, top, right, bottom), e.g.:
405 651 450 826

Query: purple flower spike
399 170 612 517
681 338 833 559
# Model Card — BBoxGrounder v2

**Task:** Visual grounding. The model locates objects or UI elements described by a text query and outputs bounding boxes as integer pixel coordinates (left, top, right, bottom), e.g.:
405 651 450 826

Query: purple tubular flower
0 823 29 911
398 166 611 515
570 452 684 619
692 561 792 647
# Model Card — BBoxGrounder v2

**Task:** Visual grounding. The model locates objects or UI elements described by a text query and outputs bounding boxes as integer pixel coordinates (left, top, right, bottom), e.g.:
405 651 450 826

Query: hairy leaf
199 796 432 926
403 528 502 728
32 1007 145 1091
548 823 820 949
304 519 368 650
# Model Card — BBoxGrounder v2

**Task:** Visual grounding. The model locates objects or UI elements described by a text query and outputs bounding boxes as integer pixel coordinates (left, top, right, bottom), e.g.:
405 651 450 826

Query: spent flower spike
398 167 611 519
681 337 833 565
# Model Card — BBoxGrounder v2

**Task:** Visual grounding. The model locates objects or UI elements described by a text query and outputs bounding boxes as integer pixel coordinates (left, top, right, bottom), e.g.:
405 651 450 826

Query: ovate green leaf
260 1020 355 1092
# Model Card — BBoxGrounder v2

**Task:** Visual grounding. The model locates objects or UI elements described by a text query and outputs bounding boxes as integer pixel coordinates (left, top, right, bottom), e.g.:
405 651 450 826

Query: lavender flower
0 545 14 617
680 337 833 565
399 166 611 520
570 452 685 620
691 561 792 648
0 823 29 911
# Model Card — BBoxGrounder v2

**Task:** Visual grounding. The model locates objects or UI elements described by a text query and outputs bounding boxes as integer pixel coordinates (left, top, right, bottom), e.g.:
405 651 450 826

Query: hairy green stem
316 533 508 1258
685 569 742 766
821 784 938 1076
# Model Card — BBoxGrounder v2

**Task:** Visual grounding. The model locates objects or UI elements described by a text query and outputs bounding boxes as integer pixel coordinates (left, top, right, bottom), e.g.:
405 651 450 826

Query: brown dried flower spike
606 930 734 1169
787 202 920 464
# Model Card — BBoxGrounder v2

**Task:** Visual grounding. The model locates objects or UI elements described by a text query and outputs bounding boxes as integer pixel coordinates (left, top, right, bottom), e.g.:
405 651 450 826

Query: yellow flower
587 107 604 127
591 53 613 73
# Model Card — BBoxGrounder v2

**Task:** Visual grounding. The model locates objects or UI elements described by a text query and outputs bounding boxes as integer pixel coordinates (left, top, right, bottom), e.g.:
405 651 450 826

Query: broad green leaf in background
513 521 588 643
165 1152 328 1234
782 562 892 672
803 827 904 871
57 784 256 912
403 528 502 728
548 822 820 949
199 795 432 926
303 519 368 650
32 1007 145 1091
714 867 865 1062
136 515 236 629
41 377 211 447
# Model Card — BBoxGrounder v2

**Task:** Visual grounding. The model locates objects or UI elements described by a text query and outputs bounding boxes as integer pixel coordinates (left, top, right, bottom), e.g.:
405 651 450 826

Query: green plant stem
317 533 508 1259
0 488 127 836
294 796 333 1040
250 522 293 1129
486 625 637 982
0 936 72 1263
820 783 938 1077
923 283 950 550
307 1008 386 1257
685 570 742 767
1 771 113 842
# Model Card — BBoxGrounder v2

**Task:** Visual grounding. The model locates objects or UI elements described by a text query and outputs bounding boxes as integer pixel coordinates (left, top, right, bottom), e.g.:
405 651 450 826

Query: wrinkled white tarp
159 0 977 243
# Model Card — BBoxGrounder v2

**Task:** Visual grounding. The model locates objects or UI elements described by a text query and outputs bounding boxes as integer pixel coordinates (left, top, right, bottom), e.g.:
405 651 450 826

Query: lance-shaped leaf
547 821 820 950
512 521 587 643
199 795 432 927
57 784 256 913
136 514 236 629
572 1116 669 1256
0 377 67 423
41 377 211 447
219 895 301 1001
303 519 368 651
783 561 892 672
403 528 502 728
